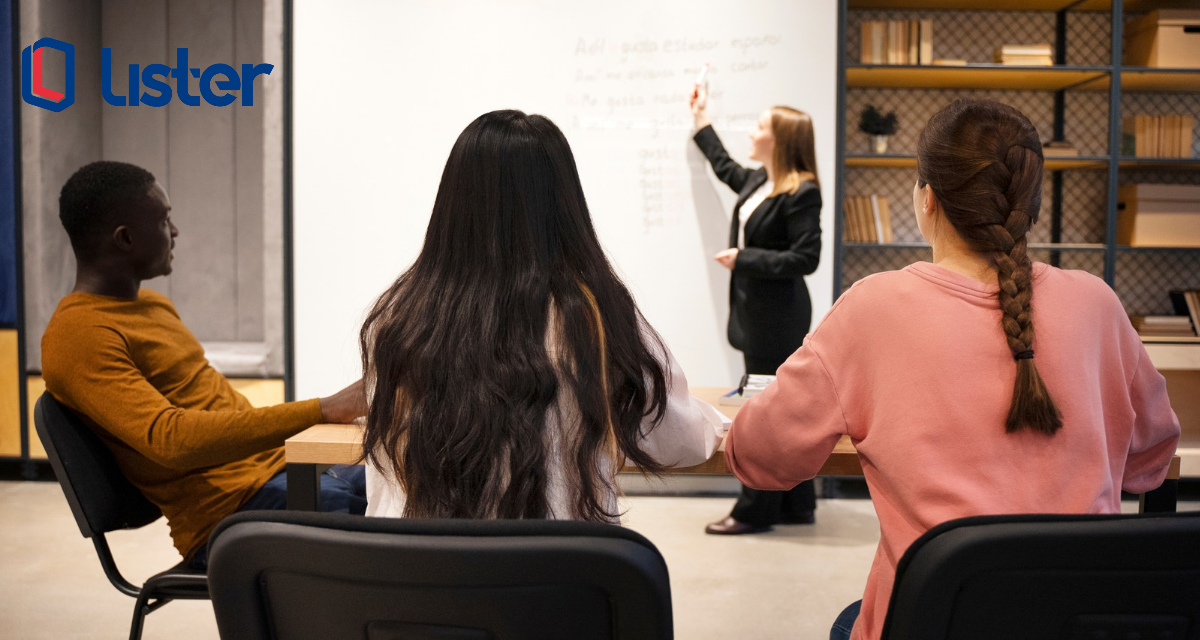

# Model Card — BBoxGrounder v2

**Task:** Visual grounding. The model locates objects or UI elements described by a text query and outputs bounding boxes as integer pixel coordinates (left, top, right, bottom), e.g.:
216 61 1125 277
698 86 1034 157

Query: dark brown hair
916 98 1063 436
769 106 819 196
359 110 670 521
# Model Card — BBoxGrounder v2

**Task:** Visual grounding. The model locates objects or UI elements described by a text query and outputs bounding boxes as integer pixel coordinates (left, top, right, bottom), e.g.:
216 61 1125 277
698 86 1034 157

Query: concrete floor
0 480 1194 640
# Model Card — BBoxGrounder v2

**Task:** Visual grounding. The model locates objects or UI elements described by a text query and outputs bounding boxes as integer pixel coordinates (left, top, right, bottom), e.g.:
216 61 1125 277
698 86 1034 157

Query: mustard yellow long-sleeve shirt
42 289 323 559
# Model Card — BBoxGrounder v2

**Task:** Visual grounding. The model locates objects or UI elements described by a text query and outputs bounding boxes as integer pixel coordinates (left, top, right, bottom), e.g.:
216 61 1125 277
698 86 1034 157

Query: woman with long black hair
690 86 823 535
360 110 727 521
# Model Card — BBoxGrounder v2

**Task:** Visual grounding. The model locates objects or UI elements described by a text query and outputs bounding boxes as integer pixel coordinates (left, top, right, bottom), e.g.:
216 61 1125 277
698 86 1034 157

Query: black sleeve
692 124 754 194
734 185 822 279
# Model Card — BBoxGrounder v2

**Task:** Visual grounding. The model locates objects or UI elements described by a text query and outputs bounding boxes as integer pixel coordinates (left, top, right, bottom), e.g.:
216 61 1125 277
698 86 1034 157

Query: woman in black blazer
690 87 822 535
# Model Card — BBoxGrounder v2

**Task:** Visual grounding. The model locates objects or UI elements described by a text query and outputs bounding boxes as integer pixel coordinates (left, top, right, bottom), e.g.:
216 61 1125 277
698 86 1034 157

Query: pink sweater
725 262 1180 640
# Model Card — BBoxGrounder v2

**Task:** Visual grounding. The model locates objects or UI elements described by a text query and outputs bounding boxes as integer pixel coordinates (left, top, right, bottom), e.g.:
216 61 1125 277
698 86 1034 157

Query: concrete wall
20 0 283 375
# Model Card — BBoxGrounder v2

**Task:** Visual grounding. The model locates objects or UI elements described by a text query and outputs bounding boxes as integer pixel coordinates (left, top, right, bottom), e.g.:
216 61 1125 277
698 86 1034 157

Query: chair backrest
208 511 674 640
33 392 162 538
881 511 1200 640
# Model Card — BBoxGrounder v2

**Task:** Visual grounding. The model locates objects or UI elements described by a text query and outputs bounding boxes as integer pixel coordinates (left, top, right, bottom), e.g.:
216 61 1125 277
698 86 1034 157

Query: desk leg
287 463 322 511
1138 479 1178 514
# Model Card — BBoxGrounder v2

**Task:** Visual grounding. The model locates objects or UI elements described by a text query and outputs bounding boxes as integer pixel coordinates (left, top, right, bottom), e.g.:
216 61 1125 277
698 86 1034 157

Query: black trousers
729 353 817 526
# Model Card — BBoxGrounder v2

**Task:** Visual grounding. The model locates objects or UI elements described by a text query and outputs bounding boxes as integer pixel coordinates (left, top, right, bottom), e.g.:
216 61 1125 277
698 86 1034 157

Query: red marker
692 63 710 100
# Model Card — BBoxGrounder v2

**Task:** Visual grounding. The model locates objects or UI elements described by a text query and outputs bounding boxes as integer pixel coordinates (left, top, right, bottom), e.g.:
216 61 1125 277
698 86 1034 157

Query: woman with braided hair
723 99 1179 640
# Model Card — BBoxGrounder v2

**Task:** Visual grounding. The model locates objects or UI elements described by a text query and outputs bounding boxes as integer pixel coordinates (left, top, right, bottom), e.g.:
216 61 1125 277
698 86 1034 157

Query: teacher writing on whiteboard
690 84 822 535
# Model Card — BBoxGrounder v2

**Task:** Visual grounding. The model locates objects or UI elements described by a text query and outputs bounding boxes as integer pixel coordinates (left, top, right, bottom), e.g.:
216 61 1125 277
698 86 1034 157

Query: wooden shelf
1118 158 1200 170
846 65 1109 91
844 242 1106 251
1074 69 1200 92
845 154 1109 170
847 0 1194 11
1143 343 1200 370
1117 244 1200 252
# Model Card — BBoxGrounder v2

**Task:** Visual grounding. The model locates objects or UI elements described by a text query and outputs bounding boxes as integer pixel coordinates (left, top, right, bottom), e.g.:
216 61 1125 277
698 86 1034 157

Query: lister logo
22 38 75 112
21 37 274 111
103 48 274 107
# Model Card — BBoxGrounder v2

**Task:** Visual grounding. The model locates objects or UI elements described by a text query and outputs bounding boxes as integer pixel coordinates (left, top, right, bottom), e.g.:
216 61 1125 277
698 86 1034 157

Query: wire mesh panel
842 246 931 292
1115 250 1200 316
846 89 1060 155
844 165 1109 246
1064 91 1113 156
845 9 1110 67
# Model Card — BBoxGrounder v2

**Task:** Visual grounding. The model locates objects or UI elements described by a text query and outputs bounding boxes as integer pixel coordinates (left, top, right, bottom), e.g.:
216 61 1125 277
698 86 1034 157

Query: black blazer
693 124 822 363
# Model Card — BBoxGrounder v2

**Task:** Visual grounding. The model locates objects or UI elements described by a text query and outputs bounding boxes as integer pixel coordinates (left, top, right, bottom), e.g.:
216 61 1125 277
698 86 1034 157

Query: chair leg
129 591 152 640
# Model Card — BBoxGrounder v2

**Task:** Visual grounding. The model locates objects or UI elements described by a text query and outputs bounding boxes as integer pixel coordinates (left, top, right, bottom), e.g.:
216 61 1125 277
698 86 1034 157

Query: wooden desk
284 387 1181 513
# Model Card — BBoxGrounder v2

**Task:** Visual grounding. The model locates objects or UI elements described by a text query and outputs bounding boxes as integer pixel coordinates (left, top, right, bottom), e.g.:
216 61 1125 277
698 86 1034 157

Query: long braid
992 145 1061 434
918 99 1062 436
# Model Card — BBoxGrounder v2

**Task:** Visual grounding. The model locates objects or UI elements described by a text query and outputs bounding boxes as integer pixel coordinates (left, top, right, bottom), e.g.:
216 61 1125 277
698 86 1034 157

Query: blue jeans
830 600 862 640
188 464 367 569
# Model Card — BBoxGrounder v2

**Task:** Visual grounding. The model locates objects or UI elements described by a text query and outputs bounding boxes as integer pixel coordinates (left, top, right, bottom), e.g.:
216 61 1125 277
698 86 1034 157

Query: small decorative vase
872 135 890 154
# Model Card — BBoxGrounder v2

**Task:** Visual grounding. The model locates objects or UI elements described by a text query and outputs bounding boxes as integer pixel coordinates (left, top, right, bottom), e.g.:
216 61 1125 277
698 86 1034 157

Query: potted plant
859 105 898 154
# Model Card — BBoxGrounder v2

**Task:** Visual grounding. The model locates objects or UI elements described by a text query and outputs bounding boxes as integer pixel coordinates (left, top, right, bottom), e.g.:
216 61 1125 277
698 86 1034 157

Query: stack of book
1121 114 1195 158
860 20 933 65
1042 141 1079 157
1131 315 1195 339
843 195 894 244
993 43 1053 66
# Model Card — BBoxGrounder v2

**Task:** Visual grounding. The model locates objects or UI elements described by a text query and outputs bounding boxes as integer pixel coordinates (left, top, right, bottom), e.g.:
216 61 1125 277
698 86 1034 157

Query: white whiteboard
293 0 838 398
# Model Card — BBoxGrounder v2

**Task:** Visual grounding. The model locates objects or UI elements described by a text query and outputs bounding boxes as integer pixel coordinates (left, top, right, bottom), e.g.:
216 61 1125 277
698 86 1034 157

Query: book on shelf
1042 141 1079 157
932 59 966 66
997 43 1053 57
860 20 933 65
1131 315 1196 338
994 43 1053 66
1122 114 1195 158
908 21 919 66
919 20 933 66
872 195 894 243
843 195 893 244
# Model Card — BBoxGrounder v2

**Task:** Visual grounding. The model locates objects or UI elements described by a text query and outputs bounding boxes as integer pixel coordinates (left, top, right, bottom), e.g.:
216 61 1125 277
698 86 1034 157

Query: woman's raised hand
690 84 711 130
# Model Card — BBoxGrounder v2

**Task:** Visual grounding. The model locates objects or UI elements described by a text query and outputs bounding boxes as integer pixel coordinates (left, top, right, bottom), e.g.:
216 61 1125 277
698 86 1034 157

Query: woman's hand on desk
690 85 711 131
714 248 738 270
319 379 368 424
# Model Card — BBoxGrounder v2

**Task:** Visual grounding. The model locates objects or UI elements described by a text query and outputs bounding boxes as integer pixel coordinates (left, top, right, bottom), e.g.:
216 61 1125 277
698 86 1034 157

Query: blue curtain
0 0 17 327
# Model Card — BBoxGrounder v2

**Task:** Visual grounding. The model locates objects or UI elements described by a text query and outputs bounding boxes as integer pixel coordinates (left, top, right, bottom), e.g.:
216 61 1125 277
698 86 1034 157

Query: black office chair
33 392 210 640
207 510 674 640
880 511 1200 640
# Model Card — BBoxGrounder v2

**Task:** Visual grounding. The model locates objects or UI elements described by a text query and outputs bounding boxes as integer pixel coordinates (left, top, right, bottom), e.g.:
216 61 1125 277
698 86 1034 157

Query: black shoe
704 516 772 535
779 510 815 525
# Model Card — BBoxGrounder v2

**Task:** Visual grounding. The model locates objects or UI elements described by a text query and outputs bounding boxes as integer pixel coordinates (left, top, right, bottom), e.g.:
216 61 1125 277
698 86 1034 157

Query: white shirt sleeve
635 322 729 468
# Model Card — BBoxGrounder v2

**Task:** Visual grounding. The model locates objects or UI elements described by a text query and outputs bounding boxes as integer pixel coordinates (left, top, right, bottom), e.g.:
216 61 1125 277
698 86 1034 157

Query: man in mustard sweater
41 161 366 567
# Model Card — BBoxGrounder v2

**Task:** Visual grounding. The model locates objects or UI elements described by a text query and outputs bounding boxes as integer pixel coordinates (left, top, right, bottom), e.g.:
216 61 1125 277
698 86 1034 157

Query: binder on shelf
844 197 861 242
870 195 885 244
861 197 878 243
908 21 919 66
1169 291 1200 338
919 20 933 65
878 197 894 243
